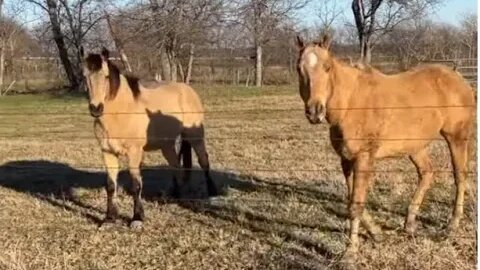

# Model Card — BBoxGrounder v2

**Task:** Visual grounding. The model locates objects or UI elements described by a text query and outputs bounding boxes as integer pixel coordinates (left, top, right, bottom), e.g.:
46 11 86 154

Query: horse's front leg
342 152 373 264
102 151 120 225
341 157 382 242
127 147 145 229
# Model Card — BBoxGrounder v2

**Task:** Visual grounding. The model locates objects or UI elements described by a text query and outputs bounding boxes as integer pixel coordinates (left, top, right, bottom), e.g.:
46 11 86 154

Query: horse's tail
178 135 192 169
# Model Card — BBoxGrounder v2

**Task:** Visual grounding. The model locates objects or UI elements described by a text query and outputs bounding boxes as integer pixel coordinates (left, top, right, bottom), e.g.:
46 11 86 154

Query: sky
14 0 479 30
298 0 477 28
431 0 477 25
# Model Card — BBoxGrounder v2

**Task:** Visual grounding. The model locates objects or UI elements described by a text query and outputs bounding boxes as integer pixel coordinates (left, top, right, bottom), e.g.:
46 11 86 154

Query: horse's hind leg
179 137 193 185
161 145 184 198
190 138 218 197
405 148 434 234
102 152 120 225
443 130 470 232
127 147 145 229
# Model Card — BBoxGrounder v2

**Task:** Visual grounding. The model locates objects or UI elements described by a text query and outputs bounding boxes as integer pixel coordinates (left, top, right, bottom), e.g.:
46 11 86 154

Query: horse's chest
329 125 354 159
329 125 378 159
93 120 140 155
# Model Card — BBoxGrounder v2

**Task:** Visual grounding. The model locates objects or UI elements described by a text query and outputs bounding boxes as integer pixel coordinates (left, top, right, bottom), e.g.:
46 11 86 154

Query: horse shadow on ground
0 160 450 268
0 160 354 262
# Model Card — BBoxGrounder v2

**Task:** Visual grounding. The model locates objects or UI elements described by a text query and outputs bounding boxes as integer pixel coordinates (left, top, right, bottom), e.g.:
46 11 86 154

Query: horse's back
363 64 474 108
140 82 205 128
402 64 474 124
346 63 474 157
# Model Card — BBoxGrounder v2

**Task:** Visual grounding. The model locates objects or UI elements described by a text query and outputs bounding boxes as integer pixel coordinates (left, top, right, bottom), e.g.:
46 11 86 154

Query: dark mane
85 54 102 72
106 61 121 100
125 75 141 99
85 53 139 100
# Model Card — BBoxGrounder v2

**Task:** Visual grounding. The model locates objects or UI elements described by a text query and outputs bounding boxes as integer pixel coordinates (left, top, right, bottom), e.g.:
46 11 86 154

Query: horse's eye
105 75 110 79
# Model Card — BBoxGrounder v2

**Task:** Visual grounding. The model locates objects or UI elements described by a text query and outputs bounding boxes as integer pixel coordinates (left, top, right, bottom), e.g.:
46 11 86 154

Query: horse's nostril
89 103 104 116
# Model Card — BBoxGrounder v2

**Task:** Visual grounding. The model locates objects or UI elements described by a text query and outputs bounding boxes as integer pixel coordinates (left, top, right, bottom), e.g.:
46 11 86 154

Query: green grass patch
194 84 297 99
0 84 298 112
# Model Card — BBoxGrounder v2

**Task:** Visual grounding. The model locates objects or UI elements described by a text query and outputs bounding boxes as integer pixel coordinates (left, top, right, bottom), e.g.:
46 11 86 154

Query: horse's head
295 34 333 125
80 47 120 118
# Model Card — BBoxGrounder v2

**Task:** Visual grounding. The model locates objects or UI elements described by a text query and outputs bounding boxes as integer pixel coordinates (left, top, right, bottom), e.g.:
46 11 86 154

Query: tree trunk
185 43 194 84
0 0 3 18
0 0 4 90
159 47 171 81
178 61 185 82
0 42 4 91
168 51 177 82
361 38 372 64
46 0 79 90
105 12 132 72
255 44 262 87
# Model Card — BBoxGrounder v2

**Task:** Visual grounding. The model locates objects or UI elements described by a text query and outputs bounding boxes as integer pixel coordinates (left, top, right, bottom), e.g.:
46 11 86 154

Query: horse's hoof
438 223 458 240
404 221 417 235
98 218 119 230
371 232 385 242
446 220 459 234
208 187 219 197
170 188 181 199
339 249 358 270
130 220 144 230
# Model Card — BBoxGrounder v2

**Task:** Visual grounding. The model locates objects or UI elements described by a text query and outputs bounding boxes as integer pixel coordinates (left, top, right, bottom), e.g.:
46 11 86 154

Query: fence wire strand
1 165 477 174
0 104 475 115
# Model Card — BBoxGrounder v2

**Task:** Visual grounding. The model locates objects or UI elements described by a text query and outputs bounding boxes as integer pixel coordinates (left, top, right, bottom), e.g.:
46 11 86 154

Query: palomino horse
80 47 217 229
295 35 475 261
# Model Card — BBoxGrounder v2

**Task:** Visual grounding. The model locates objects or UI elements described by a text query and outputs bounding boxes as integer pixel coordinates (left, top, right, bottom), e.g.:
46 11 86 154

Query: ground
0 85 476 270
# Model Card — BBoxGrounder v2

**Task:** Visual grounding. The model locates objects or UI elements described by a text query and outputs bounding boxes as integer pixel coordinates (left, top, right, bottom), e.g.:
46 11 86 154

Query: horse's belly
341 135 434 159
374 140 432 158
143 139 178 152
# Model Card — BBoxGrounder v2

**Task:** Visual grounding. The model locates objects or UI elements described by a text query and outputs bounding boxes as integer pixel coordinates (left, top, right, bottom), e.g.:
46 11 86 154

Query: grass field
0 85 476 270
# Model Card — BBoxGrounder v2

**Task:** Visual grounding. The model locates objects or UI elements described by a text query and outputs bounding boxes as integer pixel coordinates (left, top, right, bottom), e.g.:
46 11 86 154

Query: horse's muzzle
89 103 104 118
305 104 325 125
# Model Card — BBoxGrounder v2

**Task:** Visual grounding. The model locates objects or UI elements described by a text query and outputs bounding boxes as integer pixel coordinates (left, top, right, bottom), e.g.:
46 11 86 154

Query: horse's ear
295 35 304 49
320 34 332 50
101 47 109 62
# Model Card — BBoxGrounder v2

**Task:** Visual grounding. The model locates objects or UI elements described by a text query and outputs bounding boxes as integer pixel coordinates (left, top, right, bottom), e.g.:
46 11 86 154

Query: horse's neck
326 59 358 125
105 76 141 114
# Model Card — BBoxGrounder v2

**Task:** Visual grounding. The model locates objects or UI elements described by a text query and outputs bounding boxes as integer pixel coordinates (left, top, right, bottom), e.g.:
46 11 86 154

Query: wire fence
0 99 476 243
0 104 475 115
1 164 477 175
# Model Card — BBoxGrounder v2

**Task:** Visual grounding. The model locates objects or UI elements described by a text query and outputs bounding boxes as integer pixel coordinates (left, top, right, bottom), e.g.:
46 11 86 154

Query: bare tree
0 1 36 91
0 0 5 89
234 0 309 87
104 10 132 72
112 0 226 82
24 0 103 90
316 0 344 37
25 0 79 89
184 43 195 84
351 0 442 63
459 12 477 59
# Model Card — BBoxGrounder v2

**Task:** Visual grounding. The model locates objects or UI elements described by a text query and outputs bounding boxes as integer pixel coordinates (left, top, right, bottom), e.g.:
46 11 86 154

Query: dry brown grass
0 85 476 270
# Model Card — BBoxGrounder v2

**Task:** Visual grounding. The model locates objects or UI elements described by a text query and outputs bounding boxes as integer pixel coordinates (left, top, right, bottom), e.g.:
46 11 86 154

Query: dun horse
295 35 475 261
80 47 217 229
